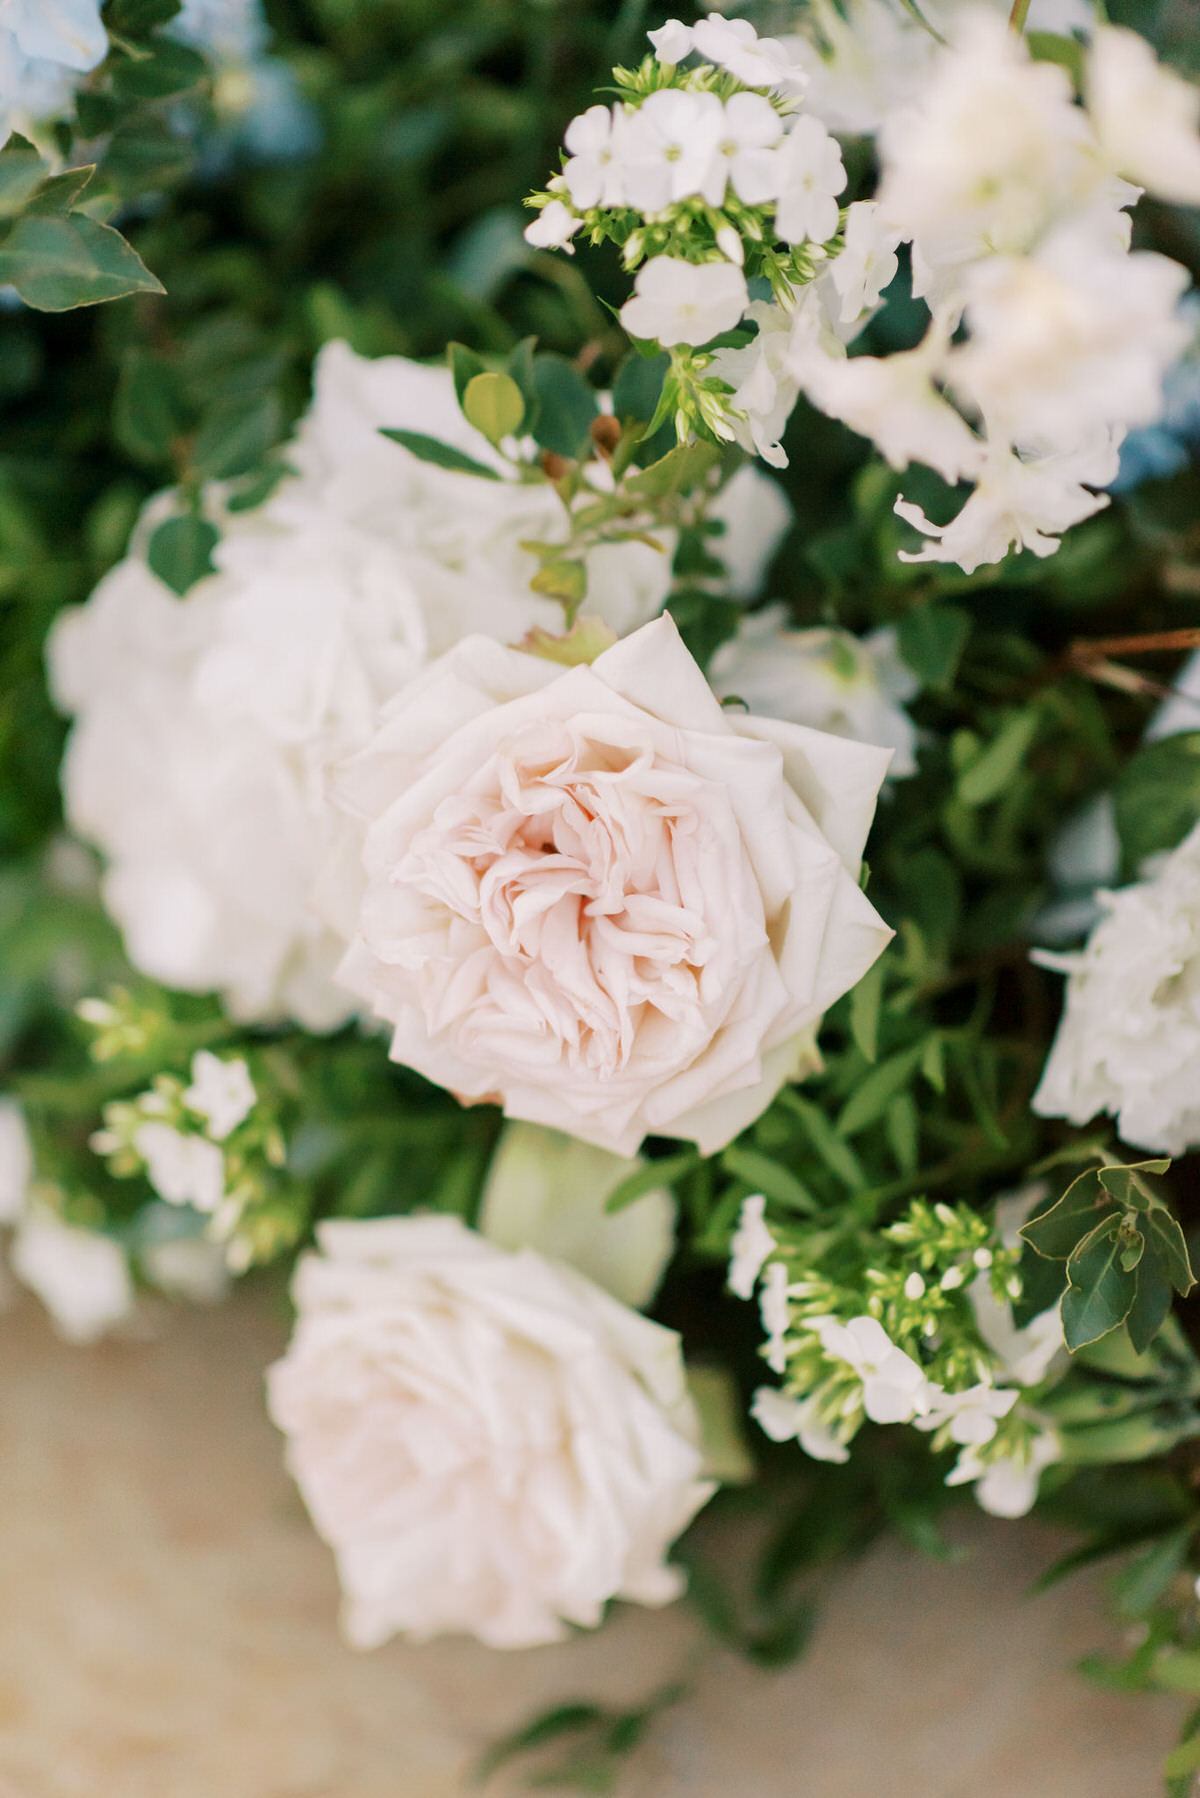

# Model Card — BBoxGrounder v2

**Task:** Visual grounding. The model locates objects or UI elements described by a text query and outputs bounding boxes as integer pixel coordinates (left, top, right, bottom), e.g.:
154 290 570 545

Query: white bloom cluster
0 0 107 146
792 12 1200 572
49 342 673 1030
730 1194 1065 1517
709 610 919 776
1033 822 1200 1155
267 1214 714 1648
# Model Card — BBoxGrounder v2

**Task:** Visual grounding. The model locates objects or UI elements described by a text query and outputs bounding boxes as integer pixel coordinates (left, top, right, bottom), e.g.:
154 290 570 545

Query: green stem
1008 0 1032 32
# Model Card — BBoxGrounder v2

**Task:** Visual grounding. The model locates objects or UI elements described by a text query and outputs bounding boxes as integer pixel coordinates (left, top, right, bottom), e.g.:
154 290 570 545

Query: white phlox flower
619 256 749 348
760 1261 792 1375
916 1380 1019 1447
947 1423 1062 1518
815 1314 932 1425
622 88 726 213
894 431 1121 574
829 200 901 325
709 294 840 468
183 1050 257 1141
1087 25 1200 207
689 14 809 95
648 19 694 66
708 91 785 208
0 0 107 144
1032 821 1200 1154
773 114 846 247
751 1385 849 1463
727 1193 775 1300
524 199 582 251
135 1122 226 1214
11 1206 134 1344
710 610 919 777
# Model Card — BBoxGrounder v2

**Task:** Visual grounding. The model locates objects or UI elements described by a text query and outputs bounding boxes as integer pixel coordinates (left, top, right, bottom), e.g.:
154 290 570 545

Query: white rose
709 609 919 777
266 1215 713 1649
478 1121 675 1310
48 343 672 1028
329 614 892 1156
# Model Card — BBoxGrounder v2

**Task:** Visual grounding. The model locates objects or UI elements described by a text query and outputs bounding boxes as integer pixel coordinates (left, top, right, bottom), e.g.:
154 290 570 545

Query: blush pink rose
327 614 892 1156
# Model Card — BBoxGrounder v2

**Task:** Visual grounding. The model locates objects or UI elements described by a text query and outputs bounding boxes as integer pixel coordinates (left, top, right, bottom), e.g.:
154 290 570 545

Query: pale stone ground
0 1287 1184 1798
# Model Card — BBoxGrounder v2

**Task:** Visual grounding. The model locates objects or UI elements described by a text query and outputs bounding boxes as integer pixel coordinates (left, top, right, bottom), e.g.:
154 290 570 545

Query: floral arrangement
6 0 1200 1787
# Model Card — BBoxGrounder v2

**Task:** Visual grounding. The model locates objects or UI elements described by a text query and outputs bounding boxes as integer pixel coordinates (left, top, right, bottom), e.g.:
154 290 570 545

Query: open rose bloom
329 615 892 1156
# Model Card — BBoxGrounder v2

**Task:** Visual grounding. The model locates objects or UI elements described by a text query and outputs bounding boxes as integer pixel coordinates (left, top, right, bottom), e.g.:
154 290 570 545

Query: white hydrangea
0 0 107 146
49 342 672 1029
1033 821 1200 1154
710 609 919 777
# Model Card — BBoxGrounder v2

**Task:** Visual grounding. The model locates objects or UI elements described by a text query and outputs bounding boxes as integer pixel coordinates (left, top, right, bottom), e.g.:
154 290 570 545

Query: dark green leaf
504 337 539 426
626 441 721 499
1124 1247 1173 1356
1113 734 1200 875
111 39 208 99
0 144 50 218
956 708 1039 807
1061 1214 1137 1350
612 350 670 424
147 514 219 596
604 1150 696 1214
836 1044 924 1138
191 393 283 482
476 1704 605 1782
1020 1168 1119 1261
25 166 95 217
896 604 970 691
1096 1159 1171 1209
114 349 186 465
0 213 163 311
380 428 500 480
721 1145 819 1214
848 957 882 1063
531 353 598 458
448 341 488 410
1143 1205 1196 1295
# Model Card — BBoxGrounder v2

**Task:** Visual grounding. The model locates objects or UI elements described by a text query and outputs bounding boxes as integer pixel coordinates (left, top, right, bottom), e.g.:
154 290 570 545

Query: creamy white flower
947 1423 1062 1517
1033 822 1200 1154
183 1050 256 1141
829 201 900 326
894 432 1120 574
648 19 694 66
970 1272 1066 1389
478 1121 675 1311
710 295 839 468
951 227 1190 452
50 343 671 1030
876 10 1097 277
171 0 268 65
266 1215 714 1649
0 1097 32 1225
139 1215 231 1305
620 256 748 349
815 1314 931 1424
799 324 984 487
622 89 726 213
1087 25 1200 207
690 13 808 95
711 610 919 777
773 114 846 247
11 1206 134 1345
562 104 629 210
0 0 107 144
707 464 793 600
728 1193 775 1300
329 614 892 1157
524 199 581 252
708 91 785 207
135 1122 226 1214
760 1259 791 1375
917 1380 1018 1447
751 1385 849 1462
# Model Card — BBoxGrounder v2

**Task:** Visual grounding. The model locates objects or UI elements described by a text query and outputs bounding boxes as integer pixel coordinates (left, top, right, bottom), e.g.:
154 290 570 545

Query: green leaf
1020 1168 1119 1261
531 353 598 458
0 144 51 218
25 165 95 217
848 957 882 1063
1124 1247 1173 1356
1143 1205 1196 1295
529 559 587 606
105 0 183 28
1061 1214 1137 1351
626 440 721 499
110 39 208 99
1112 733 1200 875
885 1091 920 1174
114 349 186 465
612 350 671 424
462 370 525 443
0 213 163 311
604 1150 695 1214
1096 1158 1171 1209
1164 1733 1200 1781
476 1704 605 1782
781 1092 864 1189
720 1146 819 1215
504 337 539 427
147 514 219 596
956 708 1040 807
1112 1526 1192 1619
379 428 500 480
836 1043 924 1138
191 393 283 481
448 341 487 410
896 604 970 692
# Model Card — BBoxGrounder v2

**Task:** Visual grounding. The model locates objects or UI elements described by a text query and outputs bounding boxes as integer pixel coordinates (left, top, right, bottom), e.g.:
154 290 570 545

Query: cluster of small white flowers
791 12 1200 572
729 1194 1065 1517
92 1049 256 1223
0 0 107 147
1033 821 1200 1155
